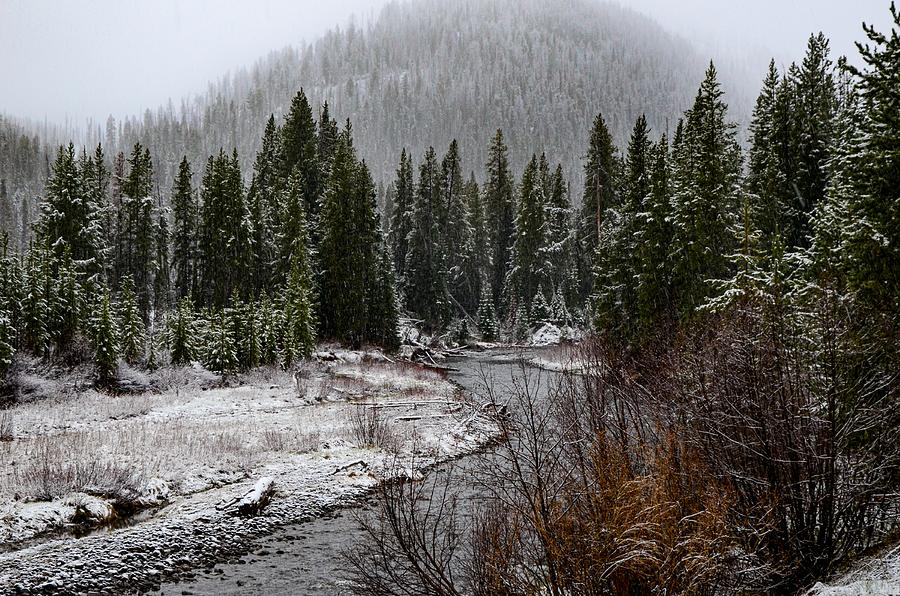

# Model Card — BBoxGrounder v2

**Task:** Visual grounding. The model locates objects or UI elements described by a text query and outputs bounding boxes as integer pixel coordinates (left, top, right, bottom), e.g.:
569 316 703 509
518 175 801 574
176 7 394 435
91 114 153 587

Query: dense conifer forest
0 1 897 593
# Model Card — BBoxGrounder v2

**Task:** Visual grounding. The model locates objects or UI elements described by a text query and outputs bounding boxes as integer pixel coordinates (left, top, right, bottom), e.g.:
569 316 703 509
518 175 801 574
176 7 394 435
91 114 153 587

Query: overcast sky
0 0 893 125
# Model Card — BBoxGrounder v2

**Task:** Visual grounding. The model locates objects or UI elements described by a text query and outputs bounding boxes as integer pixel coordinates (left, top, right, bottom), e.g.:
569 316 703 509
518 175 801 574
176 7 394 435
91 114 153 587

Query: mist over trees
1 0 761 255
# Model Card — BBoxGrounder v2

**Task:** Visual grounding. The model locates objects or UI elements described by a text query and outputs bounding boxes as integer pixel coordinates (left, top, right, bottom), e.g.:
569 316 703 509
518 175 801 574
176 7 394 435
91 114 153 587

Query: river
154 348 562 595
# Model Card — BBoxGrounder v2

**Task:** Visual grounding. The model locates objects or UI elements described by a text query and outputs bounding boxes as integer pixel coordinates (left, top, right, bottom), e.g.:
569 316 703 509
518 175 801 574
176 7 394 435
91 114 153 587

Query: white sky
0 0 893 125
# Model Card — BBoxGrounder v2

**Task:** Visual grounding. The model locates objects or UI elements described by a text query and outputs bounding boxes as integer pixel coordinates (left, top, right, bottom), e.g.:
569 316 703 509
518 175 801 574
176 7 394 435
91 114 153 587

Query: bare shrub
349 405 398 452
15 434 143 503
0 410 12 441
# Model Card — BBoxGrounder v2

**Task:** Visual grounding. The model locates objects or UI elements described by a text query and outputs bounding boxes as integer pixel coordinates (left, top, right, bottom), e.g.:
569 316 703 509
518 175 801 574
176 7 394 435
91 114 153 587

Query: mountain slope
2 0 755 242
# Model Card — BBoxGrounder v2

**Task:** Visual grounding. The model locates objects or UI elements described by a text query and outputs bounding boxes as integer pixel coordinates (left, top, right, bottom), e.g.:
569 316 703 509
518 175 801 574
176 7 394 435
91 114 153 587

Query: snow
808 544 900 596
0 353 499 592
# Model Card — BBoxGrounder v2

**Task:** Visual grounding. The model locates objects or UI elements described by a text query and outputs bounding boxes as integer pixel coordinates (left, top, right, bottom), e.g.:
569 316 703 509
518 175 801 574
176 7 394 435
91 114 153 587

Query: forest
0 0 898 594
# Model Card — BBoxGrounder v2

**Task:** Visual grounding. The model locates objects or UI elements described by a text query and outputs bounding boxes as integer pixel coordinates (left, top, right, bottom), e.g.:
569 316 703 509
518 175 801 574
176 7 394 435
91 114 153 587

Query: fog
0 0 893 124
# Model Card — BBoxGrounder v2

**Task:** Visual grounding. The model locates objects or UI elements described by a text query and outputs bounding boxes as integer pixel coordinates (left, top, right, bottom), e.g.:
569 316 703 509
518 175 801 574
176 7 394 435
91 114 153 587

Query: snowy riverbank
0 351 499 595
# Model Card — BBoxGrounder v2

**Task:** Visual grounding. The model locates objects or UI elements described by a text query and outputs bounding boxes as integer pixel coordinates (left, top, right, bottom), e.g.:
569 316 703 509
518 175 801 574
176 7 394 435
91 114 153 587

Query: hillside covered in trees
0 0 759 253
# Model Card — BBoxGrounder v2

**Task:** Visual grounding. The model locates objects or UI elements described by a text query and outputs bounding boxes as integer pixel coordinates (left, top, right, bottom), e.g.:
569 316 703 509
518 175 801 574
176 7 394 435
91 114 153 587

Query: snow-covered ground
808 543 900 596
0 352 498 594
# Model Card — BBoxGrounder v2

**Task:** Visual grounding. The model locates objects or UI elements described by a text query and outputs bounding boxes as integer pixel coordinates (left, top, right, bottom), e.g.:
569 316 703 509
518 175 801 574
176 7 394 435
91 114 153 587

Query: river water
155 348 561 596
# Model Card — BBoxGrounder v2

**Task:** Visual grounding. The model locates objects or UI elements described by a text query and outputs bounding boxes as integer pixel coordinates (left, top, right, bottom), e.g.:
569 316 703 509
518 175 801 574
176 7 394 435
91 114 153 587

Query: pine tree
509 154 545 311
790 33 836 248
118 276 145 364
530 284 551 324
318 124 381 347
168 298 196 367
746 61 788 246
669 62 742 319
634 135 674 333
318 102 339 183
405 147 450 331
283 220 317 360
578 113 619 305
476 286 498 341
247 117 280 296
461 174 486 314
388 149 415 284
118 143 156 317
20 244 50 355
171 156 197 301
205 311 238 374
279 90 320 231
154 209 171 313
542 164 572 300
819 6 900 313
367 240 402 351
39 144 102 270
198 150 251 307
483 130 516 315
94 289 119 383
440 141 473 313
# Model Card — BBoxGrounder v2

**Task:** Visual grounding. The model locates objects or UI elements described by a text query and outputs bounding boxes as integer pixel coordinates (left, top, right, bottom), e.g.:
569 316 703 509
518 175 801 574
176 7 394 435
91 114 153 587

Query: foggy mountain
1 0 757 235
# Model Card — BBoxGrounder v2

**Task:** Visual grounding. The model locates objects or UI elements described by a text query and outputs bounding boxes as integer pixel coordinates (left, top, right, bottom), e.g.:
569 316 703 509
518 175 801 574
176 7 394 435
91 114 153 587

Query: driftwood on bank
220 477 275 516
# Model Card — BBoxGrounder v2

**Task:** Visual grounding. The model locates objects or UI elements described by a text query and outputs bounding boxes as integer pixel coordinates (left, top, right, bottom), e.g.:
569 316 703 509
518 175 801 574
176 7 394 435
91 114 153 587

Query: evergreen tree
578 113 619 304
118 276 145 364
441 140 474 314
20 244 50 355
461 173 486 314
405 147 450 331
818 7 900 313
39 143 102 270
509 154 545 311
790 33 836 248
746 61 788 245
669 62 742 319
154 209 171 313
476 285 498 341
279 89 320 230
367 240 402 351
542 164 572 299
318 125 382 347
634 135 674 333
205 311 238 374
247 117 280 296
94 289 118 383
318 102 339 182
118 143 156 317
168 298 196 366
388 149 415 284
483 130 516 316
198 149 251 307
283 217 316 360
171 156 197 301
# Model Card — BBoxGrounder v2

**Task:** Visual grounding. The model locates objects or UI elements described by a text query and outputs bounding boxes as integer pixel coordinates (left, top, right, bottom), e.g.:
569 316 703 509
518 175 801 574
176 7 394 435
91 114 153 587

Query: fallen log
231 477 275 516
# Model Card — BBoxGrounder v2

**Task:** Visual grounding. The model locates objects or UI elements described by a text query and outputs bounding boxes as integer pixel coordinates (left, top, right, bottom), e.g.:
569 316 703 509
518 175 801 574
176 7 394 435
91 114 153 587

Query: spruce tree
483 130 516 316
388 149 415 284
509 154 545 312
634 135 674 333
405 147 450 331
171 156 197 301
279 90 320 230
367 240 402 351
118 143 156 317
542 164 572 300
154 209 171 313
198 150 251 307
118 276 145 364
283 218 316 360
578 113 619 305
819 6 900 313
247 117 280 296
318 125 381 347
168 298 196 367
476 285 498 341
94 289 118 383
669 62 742 319
318 102 339 183
441 140 474 313
205 311 238 374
